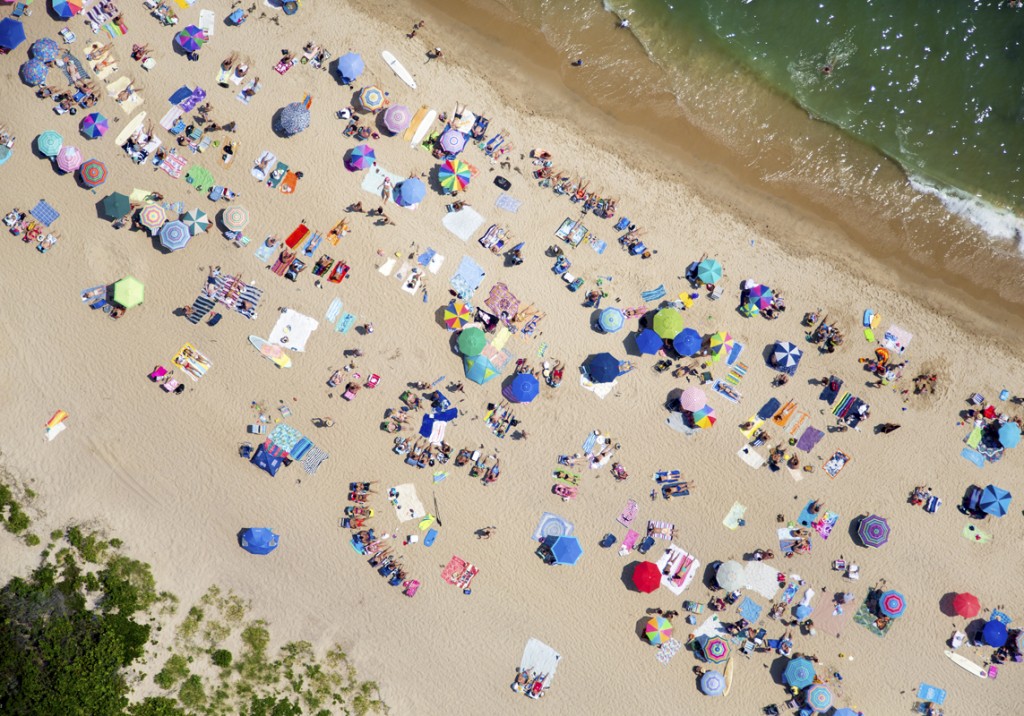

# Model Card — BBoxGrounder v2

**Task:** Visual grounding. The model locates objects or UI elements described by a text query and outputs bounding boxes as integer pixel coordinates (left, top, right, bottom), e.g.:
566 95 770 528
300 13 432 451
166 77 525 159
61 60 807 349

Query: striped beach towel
326 297 343 323
725 362 748 386
162 200 186 215
641 285 666 302
582 432 598 455
160 153 187 179
832 392 854 418
302 447 329 475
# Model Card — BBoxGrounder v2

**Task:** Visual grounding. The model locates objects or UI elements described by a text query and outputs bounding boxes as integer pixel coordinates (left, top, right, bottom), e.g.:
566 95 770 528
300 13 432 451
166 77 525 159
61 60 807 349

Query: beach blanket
198 9 215 36
580 374 617 399
589 238 607 255
533 512 574 541
812 512 839 540
736 446 765 469
441 555 478 589
60 53 90 84
495 194 522 213
616 499 639 528
854 598 895 637
757 398 781 421
171 342 211 382
777 527 808 555
268 423 302 453
815 597 854 638
725 362 747 386
330 312 353 334
267 162 288 189
301 446 329 475
796 426 824 453
743 562 782 600
519 639 561 687
881 325 913 353
712 380 741 403
796 500 818 528
179 87 207 113
780 581 800 604
325 297 343 323
962 523 992 543
740 418 764 438
665 412 695 435
268 309 318 352
655 637 682 666
582 431 599 455
159 106 185 131
692 615 726 641
738 597 762 623
723 502 747 530
442 207 485 242
391 483 425 522
618 529 639 556
253 240 275 263
360 164 404 198
726 342 744 366
917 684 947 705
185 166 214 192
822 450 851 478
655 543 699 595
832 392 854 418
160 153 187 179
648 520 675 541
251 151 276 182
819 375 843 404
449 255 486 300
641 285 666 302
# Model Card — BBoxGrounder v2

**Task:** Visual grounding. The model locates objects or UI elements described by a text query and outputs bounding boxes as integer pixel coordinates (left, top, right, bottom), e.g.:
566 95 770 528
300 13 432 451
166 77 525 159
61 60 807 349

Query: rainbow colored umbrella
644 616 673 645
746 284 774 310
805 684 833 713
443 300 472 330
20 58 48 86
37 130 63 158
708 331 734 362
383 104 411 134
358 85 385 111
702 636 730 664
221 205 249 232
55 145 82 173
138 204 167 234
52 0 82 19
79 159 107 188
80 112 108 139
438 158 471 193
344 144 375 171
31 37 59 63
691 404 716 429
175 25 206 52
879 590 906 618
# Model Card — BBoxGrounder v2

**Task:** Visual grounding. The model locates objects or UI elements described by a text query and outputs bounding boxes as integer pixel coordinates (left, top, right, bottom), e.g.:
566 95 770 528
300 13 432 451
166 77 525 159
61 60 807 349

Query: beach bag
494 176 511 191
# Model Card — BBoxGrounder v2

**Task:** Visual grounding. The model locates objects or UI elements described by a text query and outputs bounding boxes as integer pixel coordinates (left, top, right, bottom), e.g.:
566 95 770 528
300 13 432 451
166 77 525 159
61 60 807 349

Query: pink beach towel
618 529 640 555
616 499 638 528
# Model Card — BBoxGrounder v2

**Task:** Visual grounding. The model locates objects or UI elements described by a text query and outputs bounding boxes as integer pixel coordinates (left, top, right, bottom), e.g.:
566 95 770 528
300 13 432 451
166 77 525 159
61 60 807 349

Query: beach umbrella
181 208 210 236
275 101 311 137
805 684 833 713
222 205 249 232
0 146 10 167
99 191 130 219
631 561 661 593
652 307 684 339
458 326 486 356
80 112 109 139
383 104 411 134
979 484 1012 517
463 354 500 385
545 535 582 566
857 514 890 548
999 422 1021 448
443 300 472 330
679 386 707 412
879 590 907 618
159 220 191 251
746 284 774 310
708 331 735 362
739 302 760 317
783 657 816 689
510 373 540 404
344 144 375 171
953 592 980 619
438 158 472 192
395 177 427 207
175 25 206 53
31 37 59 63
702 636 730 664
696 258 723 284
983 619 1008 648
598 307 625 333
358 85 385 111
635 328 662 355
19 58 48 86
644 616 673 646
112 276 144 309
833 710 859 716
795 604 812 621
700 670 725 697
79 159 107 188
585 352 621 384
239 527 279 555
672 327 702 357
438 127 467 155
0 18 26 50
691 404 716 429
771 341 803 375
55 145 83 173
715 560 744 591
335 52 364 84
37 130 63 157
51 0 82 18
138 204 167 233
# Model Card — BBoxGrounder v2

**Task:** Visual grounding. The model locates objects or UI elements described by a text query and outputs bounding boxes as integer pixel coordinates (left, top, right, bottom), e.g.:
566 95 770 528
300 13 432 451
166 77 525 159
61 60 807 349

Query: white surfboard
382 51 416 90
114 111 146 147
409 110 437 149
249 336 292 368
944 650 987 678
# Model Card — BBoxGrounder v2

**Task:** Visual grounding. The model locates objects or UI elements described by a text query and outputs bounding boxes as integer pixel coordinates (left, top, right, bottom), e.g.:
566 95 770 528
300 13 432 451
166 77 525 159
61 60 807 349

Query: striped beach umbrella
438 158 471 192
175 25 206 53
56 145 83 173
783 657 816 689
79 159 107 188
644 616 673 646
31 37 59 63
437 127 466 155
700 670 725 697
696 258 723 284
20 58 48 86
805 684 833 713
691 404 716 429
138 204 167 233
679 386 706 412
879 590 907 618
37 130 63 158
159 220 191 251
383 104 411 134
771 341 803 375
702 636 730 664
80 112 109 139
598 307 625 333
443 300 472 330
180 208 209 236
222 205 249 232
357 85 385 111
344 144 375 171
52 0 82 19
708 331 734 362
857 514 890 548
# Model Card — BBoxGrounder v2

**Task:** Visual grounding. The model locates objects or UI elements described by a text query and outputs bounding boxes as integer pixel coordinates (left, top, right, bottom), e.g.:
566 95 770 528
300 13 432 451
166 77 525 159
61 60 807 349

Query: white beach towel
693 615 726 641
580 374 616 399
665 412 696 435
495 194 522 213
743 561 783 600
519 639 561 687
737 445 765 468
45 423 67 442
268 309 319 352
442 207 484 242
427 253 445 274
655 543 699 596
391 483 425 523
159 106 184 131
198 9 215 36
377 257 396 276
723 502 747 530
361 165 404 198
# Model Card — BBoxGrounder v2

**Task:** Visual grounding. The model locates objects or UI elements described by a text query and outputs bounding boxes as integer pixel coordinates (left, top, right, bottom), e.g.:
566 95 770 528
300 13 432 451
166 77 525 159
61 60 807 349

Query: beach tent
457 326 486 356
857 514 890 548
344 144 375 171
37 130 63 158
395 177 426 207
672 327 702 357
100 192 130 219
715 560 744 591
383 104 411 134
250 443 283 477
585 353 621 384
679 386 707 412
239 527 279 555
632 561 661 593
31 37 60 63
112 276 144 309
335 52 364 84
783 657 816 689
879 590 907 618
644 616 673 645
598 307 625 333
509 373 540 403
771 341 803 375
419 407 458 443
543 535 582 566
652 307 684 339
700 670 725 697
0 18 26 51
20 58 48 87
979 484 1011 517
635 328 662 355
953 592 980 618
463 354 500 385
805 684 833 713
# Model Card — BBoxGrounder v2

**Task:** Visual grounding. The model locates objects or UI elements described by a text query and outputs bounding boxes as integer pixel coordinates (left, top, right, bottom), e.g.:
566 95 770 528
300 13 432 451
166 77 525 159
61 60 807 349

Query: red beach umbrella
953 592 980 618
632 561 661 594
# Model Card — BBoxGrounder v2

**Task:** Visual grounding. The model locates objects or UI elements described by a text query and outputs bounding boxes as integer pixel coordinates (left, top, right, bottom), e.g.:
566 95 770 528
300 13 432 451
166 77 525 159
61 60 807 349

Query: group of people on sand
393 436 454 468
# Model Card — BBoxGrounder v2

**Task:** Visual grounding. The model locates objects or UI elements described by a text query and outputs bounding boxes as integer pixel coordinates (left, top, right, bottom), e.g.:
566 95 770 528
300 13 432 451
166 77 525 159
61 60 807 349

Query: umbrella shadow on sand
848 514 867 546
664 387 683 413
768 655 790 685
621 561 646 592
633 616 655 644
938 592 960 618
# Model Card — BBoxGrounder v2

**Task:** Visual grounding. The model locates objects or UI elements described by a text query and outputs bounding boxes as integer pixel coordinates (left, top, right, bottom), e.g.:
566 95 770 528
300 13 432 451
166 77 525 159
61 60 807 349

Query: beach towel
640 285 666 302
797 500 818 528
655 544 699 595
757 398 781 421
962 523 992 543
616 499 639 528
725 362 748 386
519 639 561 687
360 164 403 197
554 217 587 246
325 297 343 323
532 512 574 541
744 562 783 600
736 446 765 468
723 502 747 530
279 171 299 195
45 422 67 441
198 9 214 36
217 67 230 86
449 255 486 300
185 166 214 192
269 309 318 351
171 342 211 382
618 529 639 555
796 426 824 453
917 684 947 705
822 450 851 478
780 581 800 604
160 153 187 179
580 373 618 399
738 597 762 623
832 392 854 417
881 325 913 353
990 610 1012 625
391 483 425 522
812 512 839 540
589 238 607 255
495 194 522 213
648 520 675 541
267 162 288 189
159 105 185 131
179 87 207 113
267 423 303 453
740 418 763 438
251 151 276 182
582 431 599 455
441 555 478 588
119 92 144 115
442 207 484 241
712 380 740 403
253 240 275 263
335 313 356 334
965 427 983 449
726 342 744 366
237 81 261 104
655 638 682 666
854 598 895 637
961 447 986 468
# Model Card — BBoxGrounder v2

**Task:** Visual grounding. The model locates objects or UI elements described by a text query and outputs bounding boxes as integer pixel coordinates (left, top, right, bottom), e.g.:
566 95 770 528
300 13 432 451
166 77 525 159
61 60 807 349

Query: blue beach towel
582 432 598 455
781 582 800 604
726 342 744 366
590 239 607 255
961 447 986 468
641 285 666 302
757 398 782 421
326 297 343 323
797 500 817 528
917 684 946 704
738 597 762 623
335 313 356 333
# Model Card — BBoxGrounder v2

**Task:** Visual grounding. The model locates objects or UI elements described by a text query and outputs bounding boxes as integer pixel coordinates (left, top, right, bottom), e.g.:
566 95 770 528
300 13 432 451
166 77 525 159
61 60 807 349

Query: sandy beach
1 0 1023 713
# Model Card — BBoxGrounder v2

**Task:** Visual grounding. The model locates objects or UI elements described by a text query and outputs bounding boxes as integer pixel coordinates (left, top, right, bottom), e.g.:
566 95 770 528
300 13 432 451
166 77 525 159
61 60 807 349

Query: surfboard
723 657 734 697
409 109 437 149
403 106 429 143
945 650 987 678
382 51 417 90
114 110 146 147
248 336 291 368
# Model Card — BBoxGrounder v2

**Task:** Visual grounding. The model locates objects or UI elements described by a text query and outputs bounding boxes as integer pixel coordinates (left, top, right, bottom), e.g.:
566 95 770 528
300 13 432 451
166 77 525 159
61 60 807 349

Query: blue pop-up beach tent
239 527 280 555
251 443 283 477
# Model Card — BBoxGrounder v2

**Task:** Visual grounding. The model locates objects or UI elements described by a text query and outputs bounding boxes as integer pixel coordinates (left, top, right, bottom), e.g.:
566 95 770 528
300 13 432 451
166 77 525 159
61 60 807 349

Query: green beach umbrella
652 307 684 339
180 208 210 236
458 326 487 356
100 192 131 220
112 276 145 309
37 129 63 157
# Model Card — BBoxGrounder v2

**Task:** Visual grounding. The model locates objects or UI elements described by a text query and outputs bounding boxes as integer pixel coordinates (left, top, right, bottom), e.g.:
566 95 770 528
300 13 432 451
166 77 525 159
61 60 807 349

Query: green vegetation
154 654 190 690
211 649 233 668
0 477 34 535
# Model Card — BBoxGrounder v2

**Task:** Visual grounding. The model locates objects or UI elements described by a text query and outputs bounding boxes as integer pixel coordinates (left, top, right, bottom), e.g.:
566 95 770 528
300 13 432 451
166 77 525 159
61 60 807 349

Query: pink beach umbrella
383 104 411 134
679 386 707 412
56 145 83 173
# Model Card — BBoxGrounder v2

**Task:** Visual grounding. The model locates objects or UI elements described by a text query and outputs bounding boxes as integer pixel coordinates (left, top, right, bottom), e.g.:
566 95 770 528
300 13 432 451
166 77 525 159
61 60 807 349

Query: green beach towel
185 166 214 192
965 427 983 449
268 162 289 188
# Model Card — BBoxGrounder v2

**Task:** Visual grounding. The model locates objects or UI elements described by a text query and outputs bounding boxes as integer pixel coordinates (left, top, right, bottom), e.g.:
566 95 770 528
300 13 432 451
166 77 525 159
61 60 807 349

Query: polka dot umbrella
79 158 107 188
679 386 707 412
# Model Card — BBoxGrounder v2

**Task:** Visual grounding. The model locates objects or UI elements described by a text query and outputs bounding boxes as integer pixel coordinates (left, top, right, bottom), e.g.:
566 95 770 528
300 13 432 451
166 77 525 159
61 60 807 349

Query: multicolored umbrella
159 220 191 251
952 592 980 618
138 204 167 233
99 192 130 219
52 0 82 19
983 619 1008 647
702 636 730 664
746 283 774 310
696 258 723 284
700 670 725 697
438 158 472 193
395 177 426 207
0 18 26 51
55 145 83 173
783 657 816 689
857 514 890 548
708 331 735 362
80 112 108 139
805 684 833 713
112 276 144 309
335 52 364 84
771 341 803 375
383 104 411 134
652 307 684 339
509 373 540 404
672 327 702 357
37 130 63 157
180 208 210 236
344 144 376 171
644 616 673 645
31 37 59 63
175 25 206 53
222 205 249 232
980 484 1012 517
458 326 486 356
79 159 107 188
679 386 707 412
631 561 661 593
598 307 625 333
20 58 48 86
358 85 385 111
879 590 906 618
691 404 716 429
715 560 744 591
463 353 500 385
438 127 467 155
443 300 472 330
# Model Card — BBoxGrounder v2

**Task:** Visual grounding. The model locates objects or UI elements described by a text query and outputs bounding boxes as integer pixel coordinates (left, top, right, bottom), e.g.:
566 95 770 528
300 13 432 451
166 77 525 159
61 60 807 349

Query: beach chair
239 442 253 459
169 119 186 136
162 379 180 393
599 533 616 548
60 27 77 44
247 424 266 435
636 535 655 555
12 2 26 16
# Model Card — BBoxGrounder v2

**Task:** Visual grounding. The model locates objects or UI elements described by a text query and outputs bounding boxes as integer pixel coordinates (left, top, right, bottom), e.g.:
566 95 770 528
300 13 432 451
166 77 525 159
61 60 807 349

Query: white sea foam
908 175 1024 248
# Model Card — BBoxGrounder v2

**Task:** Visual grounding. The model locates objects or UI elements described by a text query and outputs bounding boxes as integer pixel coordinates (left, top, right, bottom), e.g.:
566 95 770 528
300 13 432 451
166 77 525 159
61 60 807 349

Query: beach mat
532 512 573 541
757 398 781 421
335 313 356 334
495 194 522 213
325 297 343 323
743 562 782 600
917 684 947 705
726 342 744 366
391 483 425 523
812 512 839 540
736 446 765 469
740 418 763 438
722 502 746 530
641 285 666 302
854 598 895 638
797 500 817 528
796 426 825 453
519 639 561 687
961 447 986 468
360 164 404 198
442 207 485 241
267 162 289 189
616 499 638 528
737 597 762 623
962 523 992 543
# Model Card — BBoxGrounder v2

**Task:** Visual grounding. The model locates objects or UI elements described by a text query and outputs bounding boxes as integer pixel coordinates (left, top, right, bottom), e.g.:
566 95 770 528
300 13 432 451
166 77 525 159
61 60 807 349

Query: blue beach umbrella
544 535 583 565
585 352 621 384
395 177 426 207
160 220 191 252
635 328 662 355
998 422 1020 448
771 340 803 375
0 146 11 167
700 670 725 696
31 37 60 63
598 307 625 333
510 373 540 403
20 59 49 87
979 484 1011 517
336 52 364 84
794 604 812 620
239 527 279 555
673 327 702 357
463 354 500 385
983 619 1008 647
0 18 27 51
783 657 816 689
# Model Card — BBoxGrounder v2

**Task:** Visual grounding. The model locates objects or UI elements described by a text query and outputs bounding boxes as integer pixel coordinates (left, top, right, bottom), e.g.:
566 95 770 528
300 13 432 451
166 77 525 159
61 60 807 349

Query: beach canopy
771 340 803 375
510 373 540 403
635 328 662 355
443 299 472 330
696 258 723 284
275 101 311 136
879 590 907 618
79 159 107 188
691 404 716 429
395 177 426 207
181 208 210 236
31 37 60 63
112 276 144 309
700 669 725 696
100 192 130 219
358 85 385 111
632 561 661 593
383 104 411 134
715 560 744 591
222 205 249 232
857 514 890 548
598 307 625 333
679 386 707 412
979 484 1012 517
335 52 364 83
80 112 109 139
805 684 833 713
175 25 206 52
458 326 486 356
652 307 684 339
999 422 1021 448
953 592 980 618
0 18 26 50
673 327 702 357
239 527 279 555
783 657 816 689
56 145 83 173
438 158 472 193
37 130 63 157
160 220 191 251
52 0 82 18
585 352 621 384
344 144 376 171
20 58 48 86
438 127 467 155
983 619 1008 647
138 204 167 233
543 535 582 566
699 636 730 664
644 616 673 645
463 354 500 385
